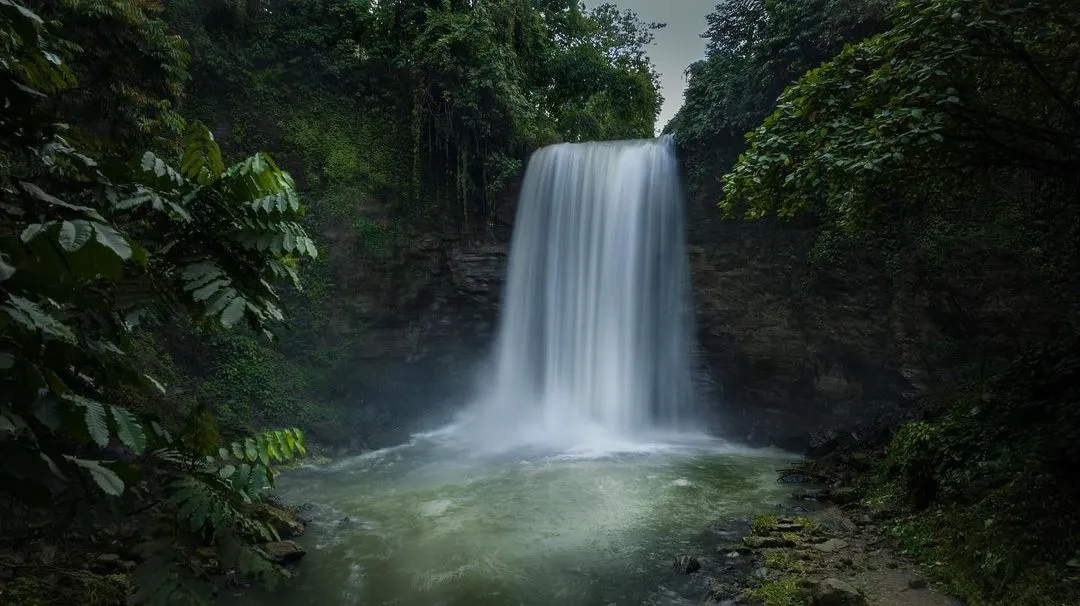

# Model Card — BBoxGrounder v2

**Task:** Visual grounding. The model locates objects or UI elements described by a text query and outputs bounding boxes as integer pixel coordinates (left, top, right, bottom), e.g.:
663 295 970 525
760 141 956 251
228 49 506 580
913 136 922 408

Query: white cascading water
458 136 698 453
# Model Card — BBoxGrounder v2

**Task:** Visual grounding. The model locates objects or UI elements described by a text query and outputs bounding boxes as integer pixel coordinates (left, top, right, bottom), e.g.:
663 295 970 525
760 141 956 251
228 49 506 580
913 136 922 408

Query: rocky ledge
672 497 960 606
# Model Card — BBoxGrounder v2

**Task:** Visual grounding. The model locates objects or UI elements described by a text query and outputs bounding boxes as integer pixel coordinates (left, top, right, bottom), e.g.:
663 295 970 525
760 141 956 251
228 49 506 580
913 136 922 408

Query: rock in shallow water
264 540 306 564
673 553 701 574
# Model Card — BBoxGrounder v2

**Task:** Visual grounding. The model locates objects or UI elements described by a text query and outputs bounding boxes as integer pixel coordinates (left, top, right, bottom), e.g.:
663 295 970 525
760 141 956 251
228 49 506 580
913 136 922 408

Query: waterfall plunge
460 137 698 453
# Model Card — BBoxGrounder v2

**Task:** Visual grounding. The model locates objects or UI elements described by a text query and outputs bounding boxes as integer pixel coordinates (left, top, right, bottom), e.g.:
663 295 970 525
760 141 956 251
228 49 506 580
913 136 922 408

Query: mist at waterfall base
229 139 797 606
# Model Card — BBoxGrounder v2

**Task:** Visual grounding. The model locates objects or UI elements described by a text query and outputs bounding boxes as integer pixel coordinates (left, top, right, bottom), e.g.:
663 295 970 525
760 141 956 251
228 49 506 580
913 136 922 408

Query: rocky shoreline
0 498 310 605
669 466 961 606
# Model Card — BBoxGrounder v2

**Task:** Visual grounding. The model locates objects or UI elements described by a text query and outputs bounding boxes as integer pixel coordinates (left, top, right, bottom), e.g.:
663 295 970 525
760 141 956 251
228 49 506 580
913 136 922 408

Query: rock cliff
688 219 920 450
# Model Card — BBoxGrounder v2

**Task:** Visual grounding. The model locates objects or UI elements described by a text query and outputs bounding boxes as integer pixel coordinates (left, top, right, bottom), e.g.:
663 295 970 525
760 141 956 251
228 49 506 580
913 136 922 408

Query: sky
584 0 718 133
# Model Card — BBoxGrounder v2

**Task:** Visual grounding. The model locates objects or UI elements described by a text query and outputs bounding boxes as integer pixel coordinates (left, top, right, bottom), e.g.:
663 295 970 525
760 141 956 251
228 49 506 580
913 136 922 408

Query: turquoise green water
229 430 797 606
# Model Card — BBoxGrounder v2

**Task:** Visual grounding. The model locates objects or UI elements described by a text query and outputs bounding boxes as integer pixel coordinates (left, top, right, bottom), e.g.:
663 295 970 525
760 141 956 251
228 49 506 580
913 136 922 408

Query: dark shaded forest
670 0 1080 603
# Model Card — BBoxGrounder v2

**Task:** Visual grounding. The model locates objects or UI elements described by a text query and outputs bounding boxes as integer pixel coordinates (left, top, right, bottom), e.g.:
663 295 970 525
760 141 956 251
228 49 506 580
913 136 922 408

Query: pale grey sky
585 0 718 132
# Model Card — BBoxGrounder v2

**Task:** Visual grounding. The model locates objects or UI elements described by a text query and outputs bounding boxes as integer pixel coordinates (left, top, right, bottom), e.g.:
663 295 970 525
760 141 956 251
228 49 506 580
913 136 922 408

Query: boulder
812 539 850 553
96 553 121 565
673 553 701 574
812 578 868 606
248 502 306 539
263 540 306 564
744 535 796 549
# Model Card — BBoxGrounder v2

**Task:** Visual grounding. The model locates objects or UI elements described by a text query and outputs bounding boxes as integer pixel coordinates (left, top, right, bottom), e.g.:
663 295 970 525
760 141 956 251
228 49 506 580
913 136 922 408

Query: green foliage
0 1 317 602
355 216 395 255
763 550 808 574
744 576 810 606
0 569 129 606
683 3 1080 603
129 427 308 604
25 0 191 158
722 0 1080 225
878 339 1080 604
667 0 889 192
751 514 780 535
167 0 664 235
193 334 340 435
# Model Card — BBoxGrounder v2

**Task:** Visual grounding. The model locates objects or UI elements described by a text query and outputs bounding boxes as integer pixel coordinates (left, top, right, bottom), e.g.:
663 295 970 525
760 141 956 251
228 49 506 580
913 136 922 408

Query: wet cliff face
328 194 921 453
301 218 510 450
341 177 1072 453
687 219 922 451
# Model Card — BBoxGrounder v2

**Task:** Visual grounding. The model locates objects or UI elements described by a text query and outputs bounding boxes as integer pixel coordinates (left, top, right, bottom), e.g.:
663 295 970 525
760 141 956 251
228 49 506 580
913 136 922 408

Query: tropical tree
717 3 1080 599
721 0 1080 225
1 0 316 601
666 0 889 190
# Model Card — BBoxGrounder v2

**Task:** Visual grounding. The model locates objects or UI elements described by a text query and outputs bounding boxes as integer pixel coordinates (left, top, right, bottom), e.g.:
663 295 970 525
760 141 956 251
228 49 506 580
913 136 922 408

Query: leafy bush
0 2 318 602
880 339 1080 604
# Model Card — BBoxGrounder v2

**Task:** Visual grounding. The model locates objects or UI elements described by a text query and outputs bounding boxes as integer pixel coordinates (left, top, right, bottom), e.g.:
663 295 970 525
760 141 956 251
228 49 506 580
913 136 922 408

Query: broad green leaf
19 182 99 217
193 278 229 302
0 253 14 281
40 453 68 481
183 265 225 291
0 351 13 370
289 428 306 455
114 187 163 211
33 399 63 432
88 339 125 357
218 464 236 479
111 406 147 454
190 495 211 531
248 464 268 494
138 152 185 187
0 412 17 433
254 435 269 465
263 433 282 461
181 262 221 283
66 457 124 496
58 220 93 252
221 296 247 328
2 294 76 343
176 489 202 520
233 463 252 495
92 223 133 260
144 374 166 395
64 394 110 447
43 368 69 394
244 438 258 462
21 222 53 242
278 431 294 459
151 421 172 443
2 0 45 29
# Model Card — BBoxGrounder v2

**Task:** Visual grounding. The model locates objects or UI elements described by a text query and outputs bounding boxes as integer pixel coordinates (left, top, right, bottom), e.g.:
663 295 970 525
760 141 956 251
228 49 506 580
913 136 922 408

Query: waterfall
461 137 698 452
